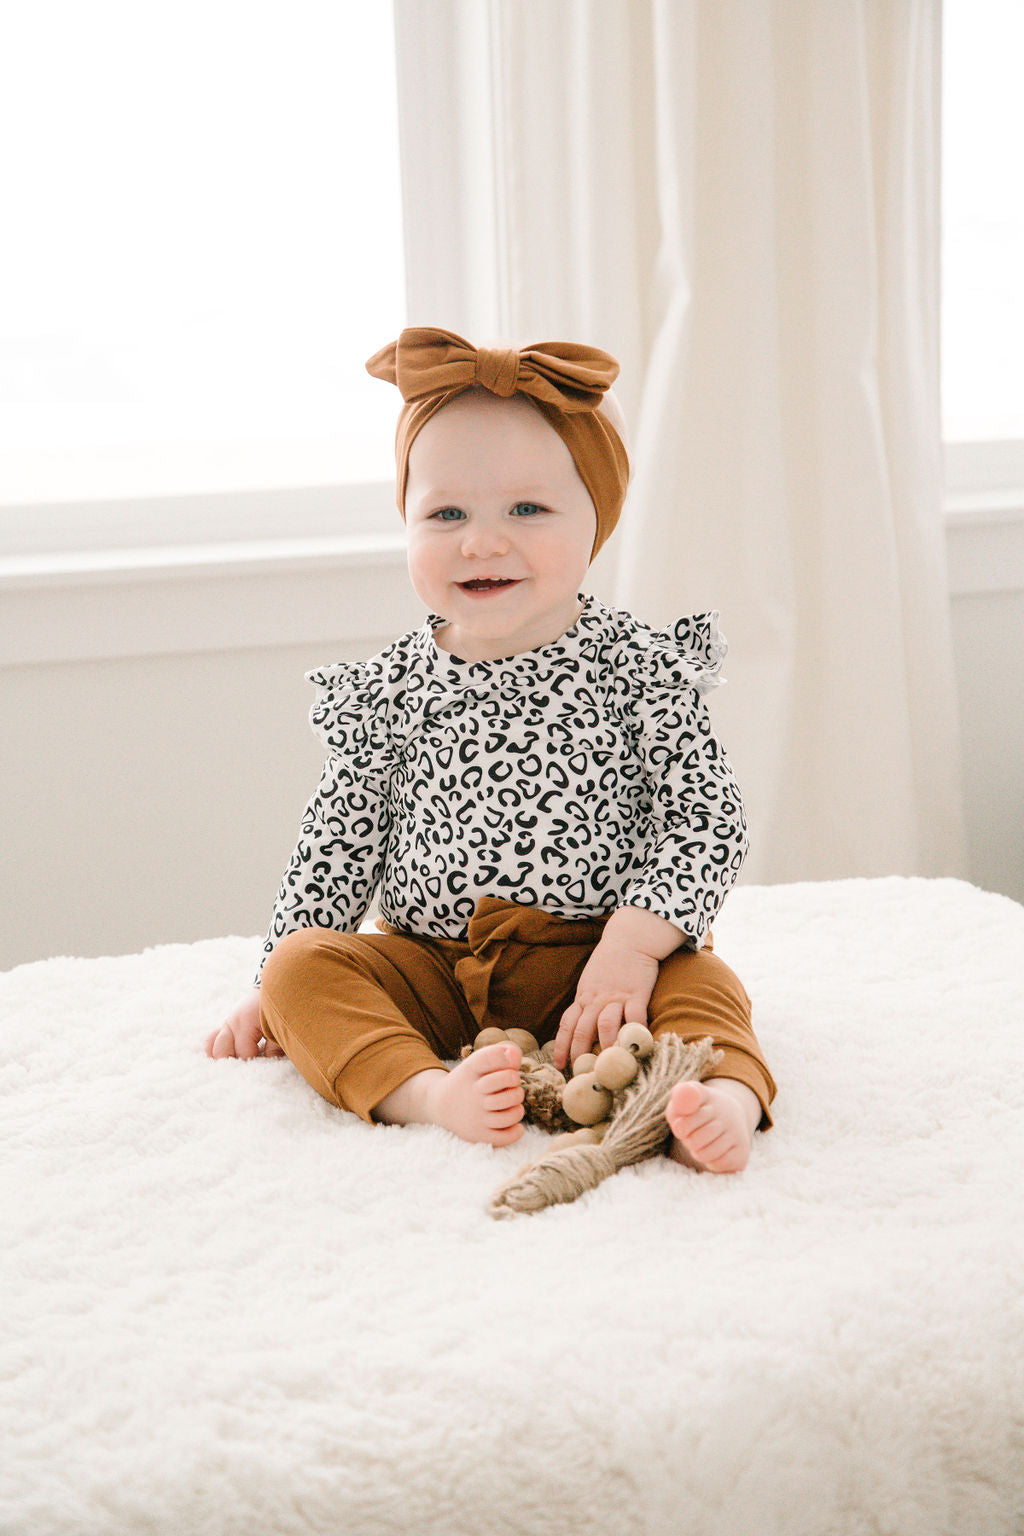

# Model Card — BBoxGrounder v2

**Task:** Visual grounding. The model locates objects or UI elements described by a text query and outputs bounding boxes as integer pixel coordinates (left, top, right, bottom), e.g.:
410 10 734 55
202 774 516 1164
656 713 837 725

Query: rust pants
259 897 776 1130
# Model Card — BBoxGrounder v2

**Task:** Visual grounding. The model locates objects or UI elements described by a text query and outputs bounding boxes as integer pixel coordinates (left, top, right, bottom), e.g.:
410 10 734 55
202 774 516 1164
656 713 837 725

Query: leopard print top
255 593 748 982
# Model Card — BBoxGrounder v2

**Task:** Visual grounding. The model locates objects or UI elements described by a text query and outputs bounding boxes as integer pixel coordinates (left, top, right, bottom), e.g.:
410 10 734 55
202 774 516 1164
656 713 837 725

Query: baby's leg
646 942 776 1174
259 927 524 1146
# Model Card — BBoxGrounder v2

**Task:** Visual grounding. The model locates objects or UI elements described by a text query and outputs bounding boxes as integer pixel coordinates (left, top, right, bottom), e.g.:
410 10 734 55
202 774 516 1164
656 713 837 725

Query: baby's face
404 389 598 662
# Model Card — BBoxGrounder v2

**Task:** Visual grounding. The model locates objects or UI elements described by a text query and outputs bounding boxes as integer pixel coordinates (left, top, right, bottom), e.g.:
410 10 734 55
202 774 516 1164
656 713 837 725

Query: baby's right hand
205 987 284 1059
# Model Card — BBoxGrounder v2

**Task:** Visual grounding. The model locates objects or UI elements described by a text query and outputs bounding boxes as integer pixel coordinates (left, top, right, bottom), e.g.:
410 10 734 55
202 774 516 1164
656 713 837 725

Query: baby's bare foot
428 1043 525 1147
665 1078 758 1173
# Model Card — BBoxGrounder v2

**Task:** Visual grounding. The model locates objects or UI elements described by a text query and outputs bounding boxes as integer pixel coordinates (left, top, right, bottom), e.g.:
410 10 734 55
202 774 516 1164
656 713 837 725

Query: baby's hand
205 988 284 1060
553 938 660 1070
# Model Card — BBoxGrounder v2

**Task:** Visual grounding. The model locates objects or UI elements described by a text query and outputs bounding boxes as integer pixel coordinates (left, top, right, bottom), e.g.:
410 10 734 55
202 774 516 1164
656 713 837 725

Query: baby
207 327 776 1172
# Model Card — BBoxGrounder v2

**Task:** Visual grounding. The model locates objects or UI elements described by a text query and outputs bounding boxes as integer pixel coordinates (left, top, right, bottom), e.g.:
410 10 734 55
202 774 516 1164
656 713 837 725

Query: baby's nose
461 523 510 556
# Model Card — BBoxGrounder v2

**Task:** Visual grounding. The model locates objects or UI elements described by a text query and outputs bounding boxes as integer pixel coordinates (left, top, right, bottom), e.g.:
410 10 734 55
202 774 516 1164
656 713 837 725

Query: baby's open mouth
459 578 520 591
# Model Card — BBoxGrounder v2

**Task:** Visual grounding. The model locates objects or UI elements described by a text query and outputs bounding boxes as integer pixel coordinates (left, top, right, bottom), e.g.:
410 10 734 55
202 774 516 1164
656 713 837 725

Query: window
941 0 1024 499
0 1 405 545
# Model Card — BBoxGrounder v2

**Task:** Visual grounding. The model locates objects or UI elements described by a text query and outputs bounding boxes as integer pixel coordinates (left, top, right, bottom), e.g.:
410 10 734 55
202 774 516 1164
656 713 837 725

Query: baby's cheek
406 541 449 596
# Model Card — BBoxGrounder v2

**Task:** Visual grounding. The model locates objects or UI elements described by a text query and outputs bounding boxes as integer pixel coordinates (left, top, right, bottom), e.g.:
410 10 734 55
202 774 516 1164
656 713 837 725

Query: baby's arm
209 758 389 1060
205 987 285 1059
208 661 391 1061
622 672 749 950
602 904 688 958
253 754 390 986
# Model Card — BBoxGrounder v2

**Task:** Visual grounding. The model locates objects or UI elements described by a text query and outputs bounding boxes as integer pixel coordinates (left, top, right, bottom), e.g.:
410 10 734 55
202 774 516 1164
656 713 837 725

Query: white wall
1 522 1021 973
948 586 1024 903
2 641 378 970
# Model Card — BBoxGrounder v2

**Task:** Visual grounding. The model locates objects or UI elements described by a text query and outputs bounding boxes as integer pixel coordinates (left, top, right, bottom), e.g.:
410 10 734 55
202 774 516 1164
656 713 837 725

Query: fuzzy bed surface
2 877 1023 1536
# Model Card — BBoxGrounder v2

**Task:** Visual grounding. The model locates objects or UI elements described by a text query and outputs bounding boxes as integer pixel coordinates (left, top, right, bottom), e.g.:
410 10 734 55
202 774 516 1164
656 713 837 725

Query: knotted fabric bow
365 327 630 562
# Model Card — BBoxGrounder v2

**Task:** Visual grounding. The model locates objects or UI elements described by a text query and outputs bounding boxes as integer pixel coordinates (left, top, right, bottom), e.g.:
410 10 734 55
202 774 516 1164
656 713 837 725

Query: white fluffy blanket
2 878 1023 1536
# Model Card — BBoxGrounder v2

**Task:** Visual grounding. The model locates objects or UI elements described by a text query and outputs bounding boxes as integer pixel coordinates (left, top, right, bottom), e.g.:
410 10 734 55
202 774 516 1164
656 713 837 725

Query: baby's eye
431 507 464 522
511 502 543 517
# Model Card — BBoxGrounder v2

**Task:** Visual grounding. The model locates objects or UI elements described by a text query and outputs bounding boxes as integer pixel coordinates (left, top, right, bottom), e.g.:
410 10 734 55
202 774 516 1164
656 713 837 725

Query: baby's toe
469 1041 522 1077
666 1079 705 1129
687 1124 730 1160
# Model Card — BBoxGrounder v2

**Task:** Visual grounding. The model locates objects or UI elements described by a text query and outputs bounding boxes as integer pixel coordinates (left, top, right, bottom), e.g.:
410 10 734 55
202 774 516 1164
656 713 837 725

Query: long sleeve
253 660 393 985
619 613 749 948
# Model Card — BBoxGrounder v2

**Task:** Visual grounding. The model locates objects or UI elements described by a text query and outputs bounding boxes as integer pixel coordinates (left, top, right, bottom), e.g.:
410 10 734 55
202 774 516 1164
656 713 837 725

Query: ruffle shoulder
626 609 728 700
305 654 391 761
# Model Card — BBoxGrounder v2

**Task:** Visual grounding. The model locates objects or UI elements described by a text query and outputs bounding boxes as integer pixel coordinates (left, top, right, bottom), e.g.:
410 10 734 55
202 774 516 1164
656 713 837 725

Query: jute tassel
489 1034 723 1219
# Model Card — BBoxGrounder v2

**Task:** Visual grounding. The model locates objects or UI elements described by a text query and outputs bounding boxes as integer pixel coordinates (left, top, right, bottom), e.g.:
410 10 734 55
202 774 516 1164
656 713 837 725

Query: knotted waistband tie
378 897 612 1029
454 899 611 1027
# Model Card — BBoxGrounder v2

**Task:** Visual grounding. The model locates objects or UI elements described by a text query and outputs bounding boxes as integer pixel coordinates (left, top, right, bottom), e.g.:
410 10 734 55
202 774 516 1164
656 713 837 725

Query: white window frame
0 480 396 562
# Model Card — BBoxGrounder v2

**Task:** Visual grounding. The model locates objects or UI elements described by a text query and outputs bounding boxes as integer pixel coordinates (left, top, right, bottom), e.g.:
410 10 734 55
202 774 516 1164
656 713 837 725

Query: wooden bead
574 1122 610 1144
473 1027 509 1049
593 1045 639 1091
504 1028 540 1054
548 1130 587 1152
572 1053 598 1077
561 1073 614 1126
617 1022 655 1059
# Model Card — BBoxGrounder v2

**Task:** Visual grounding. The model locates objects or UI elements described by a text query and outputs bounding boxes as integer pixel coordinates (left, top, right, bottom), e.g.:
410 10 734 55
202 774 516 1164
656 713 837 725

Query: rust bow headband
365 326 630 562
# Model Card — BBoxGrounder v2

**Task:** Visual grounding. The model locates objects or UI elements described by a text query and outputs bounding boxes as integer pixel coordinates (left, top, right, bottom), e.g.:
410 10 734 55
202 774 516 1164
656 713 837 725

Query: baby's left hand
553 938 660 1070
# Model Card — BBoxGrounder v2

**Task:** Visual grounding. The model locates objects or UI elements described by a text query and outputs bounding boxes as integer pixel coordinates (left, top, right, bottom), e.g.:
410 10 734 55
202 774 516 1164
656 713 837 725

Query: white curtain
393 0 967 885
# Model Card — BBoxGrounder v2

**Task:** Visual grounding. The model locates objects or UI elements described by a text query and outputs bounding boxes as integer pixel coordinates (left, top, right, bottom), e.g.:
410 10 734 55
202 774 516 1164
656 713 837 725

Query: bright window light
0 1 405 500
941 1 1024 443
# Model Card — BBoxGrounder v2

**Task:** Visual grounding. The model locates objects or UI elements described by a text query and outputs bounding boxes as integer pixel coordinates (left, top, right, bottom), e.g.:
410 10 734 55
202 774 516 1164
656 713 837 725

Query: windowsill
0 527 415 667
0 531 407 588
0 476 399 559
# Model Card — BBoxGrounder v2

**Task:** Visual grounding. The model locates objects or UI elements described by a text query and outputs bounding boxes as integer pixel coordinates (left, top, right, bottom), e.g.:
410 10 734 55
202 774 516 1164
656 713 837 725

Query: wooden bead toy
469 1025 539 1054
489 1034 724 1219
616 1022 655 1059
592 1044 640 1091
504 1028 540 1053
473 1026 509 1049
546 1122 610 1151
464 1020 695 1153
561 1072 614 1126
